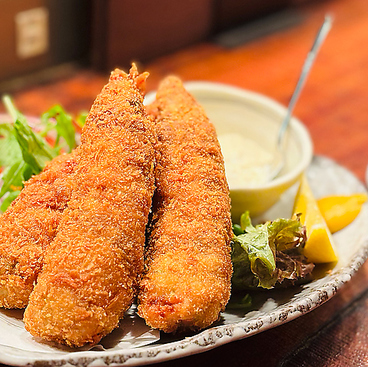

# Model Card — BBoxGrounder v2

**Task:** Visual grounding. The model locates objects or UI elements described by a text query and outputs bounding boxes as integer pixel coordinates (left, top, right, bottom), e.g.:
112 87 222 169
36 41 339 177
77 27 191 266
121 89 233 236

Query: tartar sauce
218 133 274 188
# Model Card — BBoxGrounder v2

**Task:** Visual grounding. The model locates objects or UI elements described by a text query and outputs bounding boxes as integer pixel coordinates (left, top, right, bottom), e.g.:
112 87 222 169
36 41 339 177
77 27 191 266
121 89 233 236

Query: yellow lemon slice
317 193 367 233
293 174 338 264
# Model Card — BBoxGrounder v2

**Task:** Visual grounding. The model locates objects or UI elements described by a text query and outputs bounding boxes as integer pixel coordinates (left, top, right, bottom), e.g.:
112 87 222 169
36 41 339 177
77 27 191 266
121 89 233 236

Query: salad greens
0 96 85 212
231 211 314 290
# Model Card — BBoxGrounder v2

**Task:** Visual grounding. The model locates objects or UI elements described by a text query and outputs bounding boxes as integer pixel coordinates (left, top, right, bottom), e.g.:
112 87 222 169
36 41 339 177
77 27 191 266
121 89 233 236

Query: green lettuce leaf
0 190 21 212
13 118 57 173
232 212 276 289
0 160 28 197
268 214 306 253
231 211 313 291
0 124 22 168
40 105 77 153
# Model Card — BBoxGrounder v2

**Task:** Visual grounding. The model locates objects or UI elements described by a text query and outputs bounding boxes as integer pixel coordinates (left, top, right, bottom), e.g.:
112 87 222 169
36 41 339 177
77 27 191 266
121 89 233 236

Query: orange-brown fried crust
138 76 233 333
0 152 76 309
23 65 156 347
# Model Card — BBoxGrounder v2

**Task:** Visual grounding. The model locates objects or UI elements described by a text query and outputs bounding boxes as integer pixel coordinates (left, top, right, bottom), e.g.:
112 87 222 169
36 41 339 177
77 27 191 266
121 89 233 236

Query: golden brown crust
0 152 76 309
138 76 233 333
23 66 156 347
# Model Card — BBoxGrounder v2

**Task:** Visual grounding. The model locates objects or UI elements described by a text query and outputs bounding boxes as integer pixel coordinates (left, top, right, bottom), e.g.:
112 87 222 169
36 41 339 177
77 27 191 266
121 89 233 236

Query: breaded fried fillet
23 65 156 347
0 152 76 309
138 76 233 333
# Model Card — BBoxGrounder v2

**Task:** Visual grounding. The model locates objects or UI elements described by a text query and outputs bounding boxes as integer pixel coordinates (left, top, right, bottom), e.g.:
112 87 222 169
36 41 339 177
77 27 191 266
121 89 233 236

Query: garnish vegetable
231 211 314 290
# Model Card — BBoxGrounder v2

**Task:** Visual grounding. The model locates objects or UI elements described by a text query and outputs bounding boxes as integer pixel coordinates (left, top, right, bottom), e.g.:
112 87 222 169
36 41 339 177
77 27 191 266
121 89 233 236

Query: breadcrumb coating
0 152 76 309
24 65 156 347
138 76 233 333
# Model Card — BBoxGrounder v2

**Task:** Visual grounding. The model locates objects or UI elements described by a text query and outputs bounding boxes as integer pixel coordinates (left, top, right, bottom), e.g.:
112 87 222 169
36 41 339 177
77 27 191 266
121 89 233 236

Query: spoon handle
277 15 333 146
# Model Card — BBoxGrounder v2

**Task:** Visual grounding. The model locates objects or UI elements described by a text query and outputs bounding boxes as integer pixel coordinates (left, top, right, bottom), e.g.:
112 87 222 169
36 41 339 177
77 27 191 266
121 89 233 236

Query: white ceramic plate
1 155 367 367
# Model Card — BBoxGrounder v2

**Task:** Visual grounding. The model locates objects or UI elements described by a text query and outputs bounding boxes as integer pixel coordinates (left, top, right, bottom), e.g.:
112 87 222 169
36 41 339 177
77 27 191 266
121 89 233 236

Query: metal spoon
268 15 333 181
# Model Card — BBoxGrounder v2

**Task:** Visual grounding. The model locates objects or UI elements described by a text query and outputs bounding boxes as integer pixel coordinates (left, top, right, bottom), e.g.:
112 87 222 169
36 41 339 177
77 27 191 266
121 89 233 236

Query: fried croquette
0 152 76 309
23 65 156 347
138 76 233 333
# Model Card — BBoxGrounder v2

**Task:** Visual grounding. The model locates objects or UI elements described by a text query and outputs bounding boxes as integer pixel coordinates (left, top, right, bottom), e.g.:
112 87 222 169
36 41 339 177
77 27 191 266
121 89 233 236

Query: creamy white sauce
218 133 274 188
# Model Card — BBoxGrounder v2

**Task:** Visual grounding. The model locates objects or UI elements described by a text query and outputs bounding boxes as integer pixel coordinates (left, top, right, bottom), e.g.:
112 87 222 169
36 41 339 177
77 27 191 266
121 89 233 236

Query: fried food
23 65 156 347
138 76 233 333
0 152 76 309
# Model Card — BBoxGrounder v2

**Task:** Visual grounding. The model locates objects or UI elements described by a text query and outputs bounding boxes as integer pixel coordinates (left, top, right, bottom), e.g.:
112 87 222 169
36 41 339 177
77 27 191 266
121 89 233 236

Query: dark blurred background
0 0 313 92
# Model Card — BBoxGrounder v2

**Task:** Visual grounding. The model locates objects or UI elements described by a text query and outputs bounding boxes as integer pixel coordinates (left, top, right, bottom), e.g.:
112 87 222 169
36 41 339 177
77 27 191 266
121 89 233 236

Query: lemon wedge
293 174 338 263
317 193 367 233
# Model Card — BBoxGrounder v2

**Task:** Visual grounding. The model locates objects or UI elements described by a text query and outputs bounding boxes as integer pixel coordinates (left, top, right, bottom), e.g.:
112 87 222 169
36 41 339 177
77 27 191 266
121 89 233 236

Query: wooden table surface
1 0 368 366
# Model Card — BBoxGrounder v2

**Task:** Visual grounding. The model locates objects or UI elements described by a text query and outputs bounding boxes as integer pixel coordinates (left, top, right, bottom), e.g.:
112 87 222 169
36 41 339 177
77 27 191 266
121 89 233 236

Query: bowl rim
180 80 314 191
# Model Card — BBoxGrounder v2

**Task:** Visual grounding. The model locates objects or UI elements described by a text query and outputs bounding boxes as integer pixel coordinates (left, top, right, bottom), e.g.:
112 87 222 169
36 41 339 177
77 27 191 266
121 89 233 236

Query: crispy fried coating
0 152 76 309
138 76 233 333
23 65 156 347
